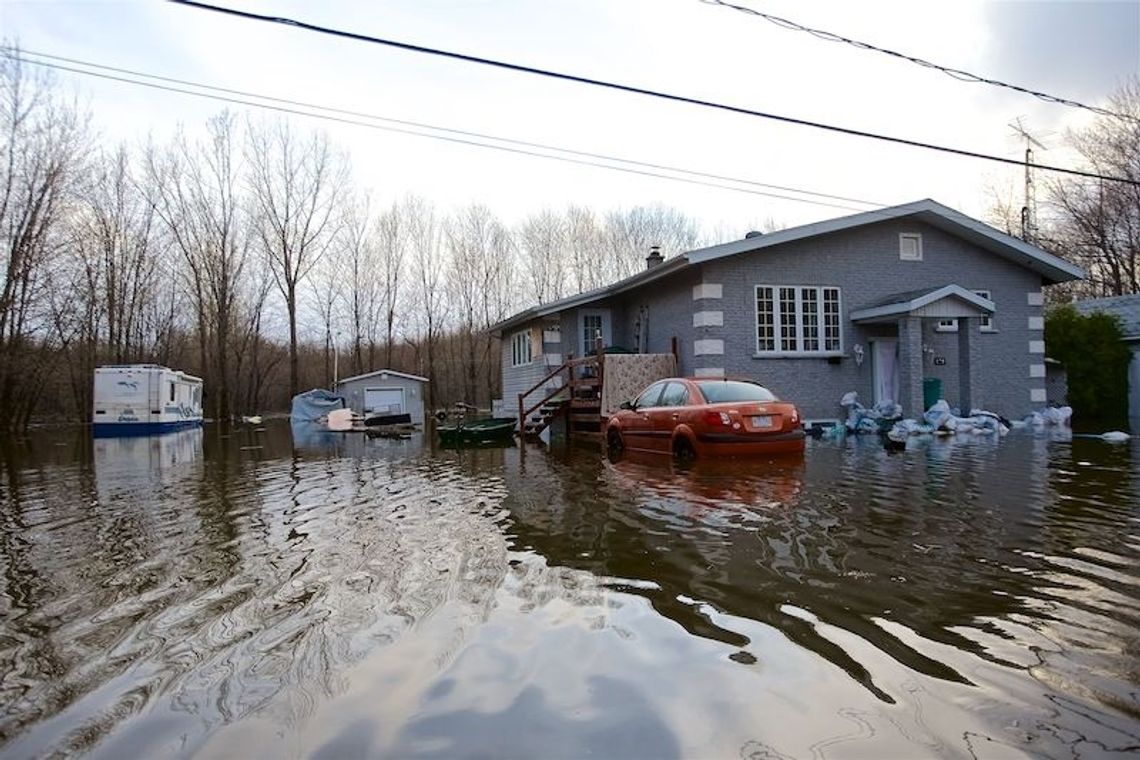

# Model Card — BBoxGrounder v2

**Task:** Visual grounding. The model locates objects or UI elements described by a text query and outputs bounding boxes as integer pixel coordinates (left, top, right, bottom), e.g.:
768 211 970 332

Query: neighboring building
490 199 1084 423
334 369 428 425
1074 294 1140 426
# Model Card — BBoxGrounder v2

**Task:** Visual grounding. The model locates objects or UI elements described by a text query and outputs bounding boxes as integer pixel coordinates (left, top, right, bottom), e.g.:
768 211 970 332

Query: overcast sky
2 0 1138 236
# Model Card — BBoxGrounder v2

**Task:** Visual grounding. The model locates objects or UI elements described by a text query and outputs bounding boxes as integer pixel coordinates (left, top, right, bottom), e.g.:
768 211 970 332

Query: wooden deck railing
517 336 606 436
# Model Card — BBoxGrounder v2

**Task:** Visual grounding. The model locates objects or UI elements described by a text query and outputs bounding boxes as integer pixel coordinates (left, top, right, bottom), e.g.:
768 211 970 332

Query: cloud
982 0 1140 101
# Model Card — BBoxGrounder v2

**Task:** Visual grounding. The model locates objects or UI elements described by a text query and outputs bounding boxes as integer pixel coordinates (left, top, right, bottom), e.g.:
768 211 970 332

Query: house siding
500 319 554 419
702 219 1046 419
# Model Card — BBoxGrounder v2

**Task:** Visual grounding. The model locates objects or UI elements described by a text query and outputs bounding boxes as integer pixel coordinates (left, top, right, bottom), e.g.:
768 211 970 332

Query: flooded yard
0 423 1137 758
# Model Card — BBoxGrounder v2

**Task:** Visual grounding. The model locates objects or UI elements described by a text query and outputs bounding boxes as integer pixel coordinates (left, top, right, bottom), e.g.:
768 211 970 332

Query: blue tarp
290 388 345 421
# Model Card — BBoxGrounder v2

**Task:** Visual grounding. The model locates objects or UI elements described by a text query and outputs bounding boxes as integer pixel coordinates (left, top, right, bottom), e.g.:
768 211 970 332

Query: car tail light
704 411 731 426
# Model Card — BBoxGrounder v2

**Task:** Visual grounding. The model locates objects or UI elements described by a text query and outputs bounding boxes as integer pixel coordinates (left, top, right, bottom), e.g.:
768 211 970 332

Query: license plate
752 415 773 428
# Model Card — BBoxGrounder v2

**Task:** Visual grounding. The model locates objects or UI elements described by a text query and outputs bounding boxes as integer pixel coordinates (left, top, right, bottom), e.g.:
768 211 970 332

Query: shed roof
1074 294 1140 340
489 198 1084 335
335 368 429 385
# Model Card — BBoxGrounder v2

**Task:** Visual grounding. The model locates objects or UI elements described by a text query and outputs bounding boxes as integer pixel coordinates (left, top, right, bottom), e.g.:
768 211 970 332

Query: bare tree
407 196 446 408
146 112 250 421
519 209 566 305
0 48 87 429
377 198 409 369
246 118 347 397
604 204 701 279
1046 77 1140 297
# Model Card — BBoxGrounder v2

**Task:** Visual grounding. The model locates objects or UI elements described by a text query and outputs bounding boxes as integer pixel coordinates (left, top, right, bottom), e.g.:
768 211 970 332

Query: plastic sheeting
290 388 345 421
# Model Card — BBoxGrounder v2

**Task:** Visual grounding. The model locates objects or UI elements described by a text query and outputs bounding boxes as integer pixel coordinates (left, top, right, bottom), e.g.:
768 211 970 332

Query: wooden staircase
518 340 606 441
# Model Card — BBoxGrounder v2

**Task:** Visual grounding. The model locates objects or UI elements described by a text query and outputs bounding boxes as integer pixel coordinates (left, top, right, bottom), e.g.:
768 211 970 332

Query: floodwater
0 422 1137 759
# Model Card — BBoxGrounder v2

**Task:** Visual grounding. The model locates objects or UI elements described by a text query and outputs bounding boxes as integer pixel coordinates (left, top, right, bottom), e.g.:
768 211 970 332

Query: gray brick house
491 199 1083 423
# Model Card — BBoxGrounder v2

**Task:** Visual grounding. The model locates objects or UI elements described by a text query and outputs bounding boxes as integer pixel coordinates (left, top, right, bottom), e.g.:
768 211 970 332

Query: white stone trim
1029 340 1045 354
694 367 725 378
1030 363 1046 378
694 339 725 356
693 310 724 328
1030 388 1047 403
1028 316 1044 331
1027 291 1044 306
692 283 723 300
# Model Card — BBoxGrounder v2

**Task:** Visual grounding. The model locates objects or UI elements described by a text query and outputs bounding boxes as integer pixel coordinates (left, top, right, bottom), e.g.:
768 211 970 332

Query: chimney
645 245 664 270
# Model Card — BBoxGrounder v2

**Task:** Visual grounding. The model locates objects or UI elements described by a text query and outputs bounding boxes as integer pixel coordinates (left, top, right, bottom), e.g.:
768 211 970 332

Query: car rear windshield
696 380 778 404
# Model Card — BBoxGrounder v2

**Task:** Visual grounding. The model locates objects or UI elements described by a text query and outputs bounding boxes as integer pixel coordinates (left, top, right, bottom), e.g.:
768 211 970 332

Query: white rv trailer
92 364 203 436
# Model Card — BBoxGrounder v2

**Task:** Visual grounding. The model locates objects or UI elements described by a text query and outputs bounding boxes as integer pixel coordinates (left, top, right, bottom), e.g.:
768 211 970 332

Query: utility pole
1009 118 1047 244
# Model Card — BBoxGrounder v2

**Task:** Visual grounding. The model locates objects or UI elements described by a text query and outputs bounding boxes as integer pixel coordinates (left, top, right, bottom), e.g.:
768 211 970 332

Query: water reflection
0 423 1136 757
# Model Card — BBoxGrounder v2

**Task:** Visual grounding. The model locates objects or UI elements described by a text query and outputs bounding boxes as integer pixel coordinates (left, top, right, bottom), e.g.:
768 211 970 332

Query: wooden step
569 399 600 409
569 413 603 423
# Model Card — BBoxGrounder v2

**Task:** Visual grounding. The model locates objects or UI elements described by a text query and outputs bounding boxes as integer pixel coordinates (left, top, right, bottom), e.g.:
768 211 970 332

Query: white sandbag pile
840 391 903 434
886 399 1010 443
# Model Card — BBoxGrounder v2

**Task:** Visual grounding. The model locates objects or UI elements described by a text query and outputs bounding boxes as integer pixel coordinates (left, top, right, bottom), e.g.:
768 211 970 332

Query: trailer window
170 382 176 402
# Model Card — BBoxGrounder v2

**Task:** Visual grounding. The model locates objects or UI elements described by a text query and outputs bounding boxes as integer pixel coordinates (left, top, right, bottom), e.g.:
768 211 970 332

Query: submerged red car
605 378 805 459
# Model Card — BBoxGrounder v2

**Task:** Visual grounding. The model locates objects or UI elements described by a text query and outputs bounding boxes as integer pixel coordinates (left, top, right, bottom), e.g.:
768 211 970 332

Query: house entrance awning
850 284 995 324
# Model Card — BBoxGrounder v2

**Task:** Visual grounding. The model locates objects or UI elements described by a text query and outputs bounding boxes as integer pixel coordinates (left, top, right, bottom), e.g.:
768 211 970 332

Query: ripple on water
0 424 1137 757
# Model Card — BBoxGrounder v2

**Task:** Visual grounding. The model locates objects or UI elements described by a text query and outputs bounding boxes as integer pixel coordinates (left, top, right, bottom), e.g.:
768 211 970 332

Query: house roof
1074 294 1140 340
335 368 429 385
850 284 995 323
489 198 1084 334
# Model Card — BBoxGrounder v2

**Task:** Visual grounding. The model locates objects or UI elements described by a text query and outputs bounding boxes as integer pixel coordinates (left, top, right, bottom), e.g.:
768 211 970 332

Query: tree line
0 49 721 428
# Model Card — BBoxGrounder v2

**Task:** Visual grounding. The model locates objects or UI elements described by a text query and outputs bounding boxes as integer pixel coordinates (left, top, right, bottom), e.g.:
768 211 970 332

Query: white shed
334 369 429 425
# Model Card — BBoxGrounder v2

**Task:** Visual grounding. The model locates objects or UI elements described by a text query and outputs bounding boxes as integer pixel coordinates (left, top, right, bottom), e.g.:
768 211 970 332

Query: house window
755 285 843 355
899 233 923 261
936 290 995 333
511 330 533 366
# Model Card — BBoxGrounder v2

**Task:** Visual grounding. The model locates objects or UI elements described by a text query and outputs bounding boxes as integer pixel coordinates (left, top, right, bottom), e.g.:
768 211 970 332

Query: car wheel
673 437 696 461
607 428 624 453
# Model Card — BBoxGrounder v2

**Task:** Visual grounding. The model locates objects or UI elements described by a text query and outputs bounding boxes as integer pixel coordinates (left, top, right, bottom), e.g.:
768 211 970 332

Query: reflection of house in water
94 427 204 501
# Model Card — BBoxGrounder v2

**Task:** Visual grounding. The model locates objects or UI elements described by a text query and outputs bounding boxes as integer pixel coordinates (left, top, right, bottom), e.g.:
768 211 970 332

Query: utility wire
3 48 878 213
15 47 885 210
166 0 1138 186
701 0 1133 122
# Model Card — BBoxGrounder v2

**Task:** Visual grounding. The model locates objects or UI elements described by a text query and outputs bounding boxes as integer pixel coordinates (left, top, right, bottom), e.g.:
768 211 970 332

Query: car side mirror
620 400 634 411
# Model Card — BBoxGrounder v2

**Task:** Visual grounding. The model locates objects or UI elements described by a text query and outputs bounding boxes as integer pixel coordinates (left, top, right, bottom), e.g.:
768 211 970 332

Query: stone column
898 316 924 417
958 316 982 413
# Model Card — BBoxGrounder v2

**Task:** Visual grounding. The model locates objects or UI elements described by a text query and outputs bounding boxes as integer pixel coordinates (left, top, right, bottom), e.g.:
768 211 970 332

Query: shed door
365 387 405 414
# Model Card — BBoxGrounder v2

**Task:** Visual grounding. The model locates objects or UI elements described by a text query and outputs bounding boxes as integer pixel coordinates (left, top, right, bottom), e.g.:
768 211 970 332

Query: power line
3 48 879 213
166 0 1138 186
15 47 886 210
701 0 1133 122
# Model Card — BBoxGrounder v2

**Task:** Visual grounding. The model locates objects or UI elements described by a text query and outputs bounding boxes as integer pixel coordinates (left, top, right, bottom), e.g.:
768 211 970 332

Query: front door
580 309 612 356
871 339 900 405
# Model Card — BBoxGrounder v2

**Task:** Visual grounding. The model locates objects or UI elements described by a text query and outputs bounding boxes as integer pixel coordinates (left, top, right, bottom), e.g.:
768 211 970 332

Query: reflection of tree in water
0 424 522 756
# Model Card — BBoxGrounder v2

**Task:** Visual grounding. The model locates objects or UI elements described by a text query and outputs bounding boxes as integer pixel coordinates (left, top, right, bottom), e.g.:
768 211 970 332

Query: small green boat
436 417 517 445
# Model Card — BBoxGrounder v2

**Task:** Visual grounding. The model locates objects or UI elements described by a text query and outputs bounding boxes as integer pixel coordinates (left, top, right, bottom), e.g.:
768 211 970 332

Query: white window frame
935 289 995 333
899 233 923 261
755 285 844 357
510 329 533 367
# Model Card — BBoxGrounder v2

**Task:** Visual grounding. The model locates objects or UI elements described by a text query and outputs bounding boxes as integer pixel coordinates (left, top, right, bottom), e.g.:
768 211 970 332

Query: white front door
580 309 612 356
871 339 900 405
365 387 405 415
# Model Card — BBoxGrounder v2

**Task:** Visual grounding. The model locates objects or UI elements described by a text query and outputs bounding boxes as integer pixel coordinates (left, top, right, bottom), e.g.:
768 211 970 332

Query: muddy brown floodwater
0 422 1137 758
